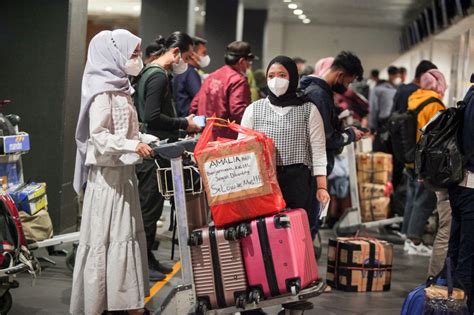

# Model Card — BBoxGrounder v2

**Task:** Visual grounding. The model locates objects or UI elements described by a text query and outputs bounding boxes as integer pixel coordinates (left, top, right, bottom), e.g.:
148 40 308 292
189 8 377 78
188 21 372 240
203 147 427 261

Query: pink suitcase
240 208 319 301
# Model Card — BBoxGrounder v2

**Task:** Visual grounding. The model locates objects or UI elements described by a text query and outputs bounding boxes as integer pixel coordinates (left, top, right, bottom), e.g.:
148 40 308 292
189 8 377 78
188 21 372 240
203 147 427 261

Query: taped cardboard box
359 183 386 201
360 197 390 222
8 182 48 215
356 153 393 185
327 237 393 292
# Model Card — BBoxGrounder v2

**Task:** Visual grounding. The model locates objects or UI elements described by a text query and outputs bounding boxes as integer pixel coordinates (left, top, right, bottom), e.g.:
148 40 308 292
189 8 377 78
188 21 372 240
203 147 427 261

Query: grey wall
243 9 267 70
0 0 87 232
204 0 239 72
140 0 189 50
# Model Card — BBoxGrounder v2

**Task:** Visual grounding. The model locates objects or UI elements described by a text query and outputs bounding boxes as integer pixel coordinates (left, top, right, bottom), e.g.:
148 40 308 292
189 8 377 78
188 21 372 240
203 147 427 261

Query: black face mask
332 82 347 94
331 74 347 94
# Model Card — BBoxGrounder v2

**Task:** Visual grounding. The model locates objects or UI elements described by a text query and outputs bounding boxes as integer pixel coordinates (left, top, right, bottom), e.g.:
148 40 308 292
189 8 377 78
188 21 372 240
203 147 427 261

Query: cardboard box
360 197 390 222
356 153 393 185
359 183 386 201
327 237 393 292
8 182 48 215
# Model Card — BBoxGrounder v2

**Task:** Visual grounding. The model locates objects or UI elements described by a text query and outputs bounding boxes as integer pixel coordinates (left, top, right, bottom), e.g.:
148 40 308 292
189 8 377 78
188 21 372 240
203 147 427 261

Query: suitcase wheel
235 294 246 309
289 281 301 295
188 231 203 247
248 288 261 304
196 299 209 314
237 223 251 238
224 227 238 241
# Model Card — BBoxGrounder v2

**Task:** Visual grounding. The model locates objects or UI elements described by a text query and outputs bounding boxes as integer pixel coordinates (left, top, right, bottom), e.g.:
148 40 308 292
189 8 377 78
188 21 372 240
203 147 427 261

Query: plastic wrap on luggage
194 119 285 227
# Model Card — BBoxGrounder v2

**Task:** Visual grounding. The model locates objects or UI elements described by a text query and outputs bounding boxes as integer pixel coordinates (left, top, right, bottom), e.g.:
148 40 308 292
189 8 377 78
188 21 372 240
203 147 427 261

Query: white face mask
267 77 290 97
123 56 144 77
393 77 402 85
198 55 211 68
172 53 188 75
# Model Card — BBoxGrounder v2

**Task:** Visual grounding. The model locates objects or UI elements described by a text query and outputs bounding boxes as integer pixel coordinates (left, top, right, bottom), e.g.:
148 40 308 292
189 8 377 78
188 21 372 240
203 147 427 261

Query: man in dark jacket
447 79 474 311
300 51 366 175
300 51 365 239
190 41 253 139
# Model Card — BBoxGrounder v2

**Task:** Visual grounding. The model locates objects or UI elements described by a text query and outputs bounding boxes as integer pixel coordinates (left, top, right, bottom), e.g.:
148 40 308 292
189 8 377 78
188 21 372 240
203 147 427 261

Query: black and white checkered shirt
253 98 312 167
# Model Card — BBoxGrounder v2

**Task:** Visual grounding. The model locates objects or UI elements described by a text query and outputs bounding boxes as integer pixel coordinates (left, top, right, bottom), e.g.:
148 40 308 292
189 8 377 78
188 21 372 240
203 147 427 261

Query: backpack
132 64 167 131
415 88 474 189
388 97 443 163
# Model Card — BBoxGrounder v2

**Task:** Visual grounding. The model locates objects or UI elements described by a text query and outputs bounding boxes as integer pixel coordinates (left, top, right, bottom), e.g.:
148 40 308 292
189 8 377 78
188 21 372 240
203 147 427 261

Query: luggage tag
319 200 330 220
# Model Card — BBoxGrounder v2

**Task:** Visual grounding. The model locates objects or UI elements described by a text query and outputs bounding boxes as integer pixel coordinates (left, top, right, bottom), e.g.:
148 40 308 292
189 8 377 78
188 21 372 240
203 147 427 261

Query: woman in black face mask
240 55 330 218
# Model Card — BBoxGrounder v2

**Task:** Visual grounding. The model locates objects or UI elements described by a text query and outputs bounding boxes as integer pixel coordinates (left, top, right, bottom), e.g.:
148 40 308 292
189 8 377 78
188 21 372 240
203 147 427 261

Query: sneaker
407 242 432 256
156 220 163 228
148 268 166 281
403 240 412 252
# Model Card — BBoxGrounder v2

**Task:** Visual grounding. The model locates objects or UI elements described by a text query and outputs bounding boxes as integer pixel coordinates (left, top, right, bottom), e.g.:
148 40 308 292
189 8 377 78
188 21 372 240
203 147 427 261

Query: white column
236 0 244 41
187 0 197 36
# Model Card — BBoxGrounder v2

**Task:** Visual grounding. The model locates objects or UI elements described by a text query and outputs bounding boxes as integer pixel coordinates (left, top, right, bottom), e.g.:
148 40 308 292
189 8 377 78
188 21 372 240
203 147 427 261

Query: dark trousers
448 185 474 312
277 164 314 235
136 158 165 265
402 169 437 240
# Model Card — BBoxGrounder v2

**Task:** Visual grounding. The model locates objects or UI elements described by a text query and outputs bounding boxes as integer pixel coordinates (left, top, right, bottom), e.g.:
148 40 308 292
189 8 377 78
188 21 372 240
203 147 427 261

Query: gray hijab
73 29 141 193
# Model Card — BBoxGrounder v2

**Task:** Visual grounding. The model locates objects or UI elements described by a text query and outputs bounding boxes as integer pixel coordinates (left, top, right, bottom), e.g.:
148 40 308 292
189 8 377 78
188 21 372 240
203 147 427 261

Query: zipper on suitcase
209 226 227 308
256 218 280 297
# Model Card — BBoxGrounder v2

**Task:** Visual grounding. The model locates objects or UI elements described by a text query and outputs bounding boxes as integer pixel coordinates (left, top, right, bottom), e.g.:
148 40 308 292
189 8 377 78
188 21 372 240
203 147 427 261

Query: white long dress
70 91 154 314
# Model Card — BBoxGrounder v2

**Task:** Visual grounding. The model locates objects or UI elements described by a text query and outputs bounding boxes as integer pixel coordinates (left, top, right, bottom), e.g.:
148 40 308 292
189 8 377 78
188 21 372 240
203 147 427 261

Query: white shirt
85 92 158 167
240 98 327 176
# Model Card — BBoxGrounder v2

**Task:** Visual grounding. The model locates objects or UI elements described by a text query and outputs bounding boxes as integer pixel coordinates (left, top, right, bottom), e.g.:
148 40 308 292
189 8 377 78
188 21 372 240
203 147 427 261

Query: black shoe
155 261 173 274
149 268 166 281
149 256 173 274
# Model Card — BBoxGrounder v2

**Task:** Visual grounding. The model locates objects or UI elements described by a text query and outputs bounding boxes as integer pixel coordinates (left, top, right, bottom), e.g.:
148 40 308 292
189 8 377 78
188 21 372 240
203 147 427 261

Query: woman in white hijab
71 29 157 315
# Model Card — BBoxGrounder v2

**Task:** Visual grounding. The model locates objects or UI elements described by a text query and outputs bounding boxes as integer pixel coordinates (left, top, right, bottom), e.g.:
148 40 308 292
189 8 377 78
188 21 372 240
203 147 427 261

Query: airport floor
10 207 429 315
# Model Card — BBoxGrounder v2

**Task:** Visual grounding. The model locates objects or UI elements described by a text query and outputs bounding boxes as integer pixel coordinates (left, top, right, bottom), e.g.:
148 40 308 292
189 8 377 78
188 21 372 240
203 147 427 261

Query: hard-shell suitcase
189 226 248 313
240 208 319 301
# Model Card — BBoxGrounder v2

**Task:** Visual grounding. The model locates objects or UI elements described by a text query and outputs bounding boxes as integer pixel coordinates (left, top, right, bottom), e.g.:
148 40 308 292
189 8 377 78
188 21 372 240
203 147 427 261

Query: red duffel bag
194 118 286 227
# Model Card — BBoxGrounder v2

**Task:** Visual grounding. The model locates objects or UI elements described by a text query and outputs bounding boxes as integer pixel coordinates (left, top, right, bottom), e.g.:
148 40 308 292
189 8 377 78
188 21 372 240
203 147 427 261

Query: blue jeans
448 185 474 312
402 169 437 240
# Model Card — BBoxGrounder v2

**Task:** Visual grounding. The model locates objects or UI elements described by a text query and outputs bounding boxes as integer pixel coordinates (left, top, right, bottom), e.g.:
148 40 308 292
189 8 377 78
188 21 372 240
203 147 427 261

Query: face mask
172 53 188 75
198 55 211 68
124 56 143 76
393 77 402 85
267 77 290 97
332 82 347 94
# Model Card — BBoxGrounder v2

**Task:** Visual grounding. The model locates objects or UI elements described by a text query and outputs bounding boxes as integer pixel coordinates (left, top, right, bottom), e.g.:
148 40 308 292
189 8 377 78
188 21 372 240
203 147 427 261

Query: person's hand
136 143 153 158
186 114 202 133
351 127 366 141
316 188 330 204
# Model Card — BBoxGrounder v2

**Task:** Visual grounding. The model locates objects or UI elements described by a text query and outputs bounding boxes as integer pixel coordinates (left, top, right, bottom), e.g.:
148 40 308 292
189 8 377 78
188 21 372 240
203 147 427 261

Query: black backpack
415 89 474 189
388 97 443 163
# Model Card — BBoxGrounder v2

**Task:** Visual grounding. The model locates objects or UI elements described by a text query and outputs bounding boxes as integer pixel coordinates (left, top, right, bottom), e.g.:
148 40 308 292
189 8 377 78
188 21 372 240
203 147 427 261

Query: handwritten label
204 152 263 197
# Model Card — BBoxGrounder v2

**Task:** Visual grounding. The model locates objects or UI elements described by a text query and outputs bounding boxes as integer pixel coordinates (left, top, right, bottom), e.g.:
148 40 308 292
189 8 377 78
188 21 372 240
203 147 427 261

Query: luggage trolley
333 141 404 239
152 140 325 315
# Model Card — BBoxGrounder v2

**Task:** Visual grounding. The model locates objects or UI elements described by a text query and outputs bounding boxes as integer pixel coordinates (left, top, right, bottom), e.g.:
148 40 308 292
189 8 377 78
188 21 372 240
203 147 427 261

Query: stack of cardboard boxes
356 153 393 222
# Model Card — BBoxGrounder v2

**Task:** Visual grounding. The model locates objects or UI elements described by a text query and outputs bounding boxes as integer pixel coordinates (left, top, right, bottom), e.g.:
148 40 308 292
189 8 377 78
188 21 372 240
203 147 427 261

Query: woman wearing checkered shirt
240 55 329 218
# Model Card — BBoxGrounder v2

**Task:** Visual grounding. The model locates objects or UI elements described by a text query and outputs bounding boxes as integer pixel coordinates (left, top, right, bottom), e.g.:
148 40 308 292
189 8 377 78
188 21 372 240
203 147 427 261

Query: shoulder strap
413 97 444 116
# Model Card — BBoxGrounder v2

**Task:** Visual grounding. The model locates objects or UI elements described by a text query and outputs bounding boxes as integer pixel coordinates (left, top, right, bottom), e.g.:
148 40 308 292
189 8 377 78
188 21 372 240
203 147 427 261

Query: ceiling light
288 3 297 9
293 9 303 15
303 18 311 24
298 14 306 19
195 6 200 12
283 0 292 2
201 11 206 16
133 5 140 12
105 6 112 12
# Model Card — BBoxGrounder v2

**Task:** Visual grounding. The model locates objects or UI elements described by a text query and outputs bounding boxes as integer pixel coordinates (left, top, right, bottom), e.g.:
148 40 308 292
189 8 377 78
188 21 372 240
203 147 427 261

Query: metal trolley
152 140 325 315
